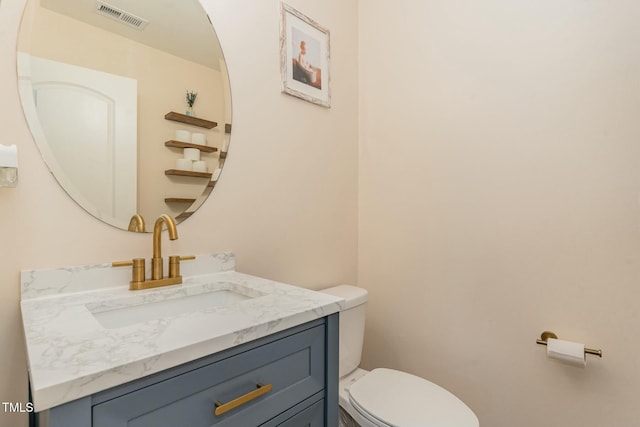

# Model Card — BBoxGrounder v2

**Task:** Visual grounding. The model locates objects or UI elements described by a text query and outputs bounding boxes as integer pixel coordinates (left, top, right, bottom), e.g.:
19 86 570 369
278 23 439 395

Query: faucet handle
112 258 146 284
168 255 196 279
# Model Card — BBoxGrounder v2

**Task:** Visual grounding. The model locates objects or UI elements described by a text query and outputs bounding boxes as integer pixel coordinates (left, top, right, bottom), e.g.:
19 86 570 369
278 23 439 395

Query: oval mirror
17 0 231 232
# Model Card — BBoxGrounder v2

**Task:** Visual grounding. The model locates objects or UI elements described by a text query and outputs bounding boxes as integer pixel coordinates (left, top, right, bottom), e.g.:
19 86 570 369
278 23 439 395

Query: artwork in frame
280 3 330 107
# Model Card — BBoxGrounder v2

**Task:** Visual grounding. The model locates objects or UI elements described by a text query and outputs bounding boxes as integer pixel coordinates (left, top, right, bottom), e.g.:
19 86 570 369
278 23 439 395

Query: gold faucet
113 214 195 290
127 213 146 233
152 214 177 280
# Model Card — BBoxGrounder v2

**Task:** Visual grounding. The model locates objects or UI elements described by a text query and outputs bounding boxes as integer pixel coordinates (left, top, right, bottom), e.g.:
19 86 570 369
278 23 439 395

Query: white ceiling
41 0 223 70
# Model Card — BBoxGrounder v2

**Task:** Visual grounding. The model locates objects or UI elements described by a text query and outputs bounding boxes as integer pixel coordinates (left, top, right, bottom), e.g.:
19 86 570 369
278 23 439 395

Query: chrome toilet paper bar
536 331 603 358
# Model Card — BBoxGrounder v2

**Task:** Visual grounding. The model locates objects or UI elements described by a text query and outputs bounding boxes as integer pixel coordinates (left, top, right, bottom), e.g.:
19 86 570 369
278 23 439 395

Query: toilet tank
319 285 368 378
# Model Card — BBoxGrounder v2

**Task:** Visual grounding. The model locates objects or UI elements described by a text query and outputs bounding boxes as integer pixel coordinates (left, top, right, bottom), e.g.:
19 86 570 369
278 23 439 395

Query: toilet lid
348 368 479 427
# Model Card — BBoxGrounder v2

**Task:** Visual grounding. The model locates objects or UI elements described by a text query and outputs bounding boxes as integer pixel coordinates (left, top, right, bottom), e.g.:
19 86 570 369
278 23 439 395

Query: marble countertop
20 253 343 412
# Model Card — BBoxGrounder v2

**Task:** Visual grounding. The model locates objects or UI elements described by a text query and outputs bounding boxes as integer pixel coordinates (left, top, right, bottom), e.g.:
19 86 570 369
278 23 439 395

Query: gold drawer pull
214 383 273 416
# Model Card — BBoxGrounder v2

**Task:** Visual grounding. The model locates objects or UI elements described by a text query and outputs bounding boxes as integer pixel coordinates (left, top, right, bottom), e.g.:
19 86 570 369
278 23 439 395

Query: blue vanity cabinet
261 399 325 427
34 314 339 427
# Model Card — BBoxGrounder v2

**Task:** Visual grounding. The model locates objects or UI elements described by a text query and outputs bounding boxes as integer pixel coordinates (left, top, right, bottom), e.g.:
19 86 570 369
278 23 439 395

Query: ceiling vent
95 1 149 30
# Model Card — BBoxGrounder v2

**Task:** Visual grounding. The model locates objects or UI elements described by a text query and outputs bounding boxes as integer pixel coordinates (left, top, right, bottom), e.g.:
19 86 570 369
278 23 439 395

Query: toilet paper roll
0 144 18 168
175 130 191 142
176 158 193 171
184 148 200 161
547 338 586 367
193 160 207 173
221 134 230 152
191 133 206 145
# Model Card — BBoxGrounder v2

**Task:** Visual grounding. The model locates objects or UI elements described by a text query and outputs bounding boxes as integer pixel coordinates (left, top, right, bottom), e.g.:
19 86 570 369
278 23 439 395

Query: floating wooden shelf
176 211 194 220
165 197 196 204
164 112 219 213
165 169 213 179
165 140 218 153
165 112 218 129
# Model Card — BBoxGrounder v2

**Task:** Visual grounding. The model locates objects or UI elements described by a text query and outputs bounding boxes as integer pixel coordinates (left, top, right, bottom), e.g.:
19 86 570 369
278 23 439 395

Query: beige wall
359 1 640 427
0 0 358 425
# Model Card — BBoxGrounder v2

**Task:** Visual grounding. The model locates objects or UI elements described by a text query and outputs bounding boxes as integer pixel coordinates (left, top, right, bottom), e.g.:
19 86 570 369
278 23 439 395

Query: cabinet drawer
93 324 325 427
261 399 325 427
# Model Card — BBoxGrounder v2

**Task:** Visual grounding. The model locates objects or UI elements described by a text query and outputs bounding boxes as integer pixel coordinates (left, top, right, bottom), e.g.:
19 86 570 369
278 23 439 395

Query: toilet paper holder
536 331 603 358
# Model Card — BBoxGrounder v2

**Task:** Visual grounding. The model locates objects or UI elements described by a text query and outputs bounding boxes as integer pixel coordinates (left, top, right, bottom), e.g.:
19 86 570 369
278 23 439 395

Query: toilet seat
350 396 394 427
348 368 479 427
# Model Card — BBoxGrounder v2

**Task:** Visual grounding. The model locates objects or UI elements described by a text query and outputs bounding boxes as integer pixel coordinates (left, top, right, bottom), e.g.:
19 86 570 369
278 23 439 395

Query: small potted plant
186 90 197 116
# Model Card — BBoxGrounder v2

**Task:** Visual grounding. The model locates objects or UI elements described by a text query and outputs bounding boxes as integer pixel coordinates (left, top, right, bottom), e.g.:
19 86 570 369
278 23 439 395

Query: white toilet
320 285 479 427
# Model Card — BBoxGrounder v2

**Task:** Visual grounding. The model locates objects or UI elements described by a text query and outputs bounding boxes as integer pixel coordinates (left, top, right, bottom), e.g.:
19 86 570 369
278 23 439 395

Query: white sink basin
89 289 253 329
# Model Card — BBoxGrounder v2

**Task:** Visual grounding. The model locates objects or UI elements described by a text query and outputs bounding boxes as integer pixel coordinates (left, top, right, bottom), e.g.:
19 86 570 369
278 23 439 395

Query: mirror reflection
17 0 232 232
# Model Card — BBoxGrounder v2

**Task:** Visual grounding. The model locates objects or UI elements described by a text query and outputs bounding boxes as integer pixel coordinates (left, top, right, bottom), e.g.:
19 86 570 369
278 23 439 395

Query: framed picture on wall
280 3 331 107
